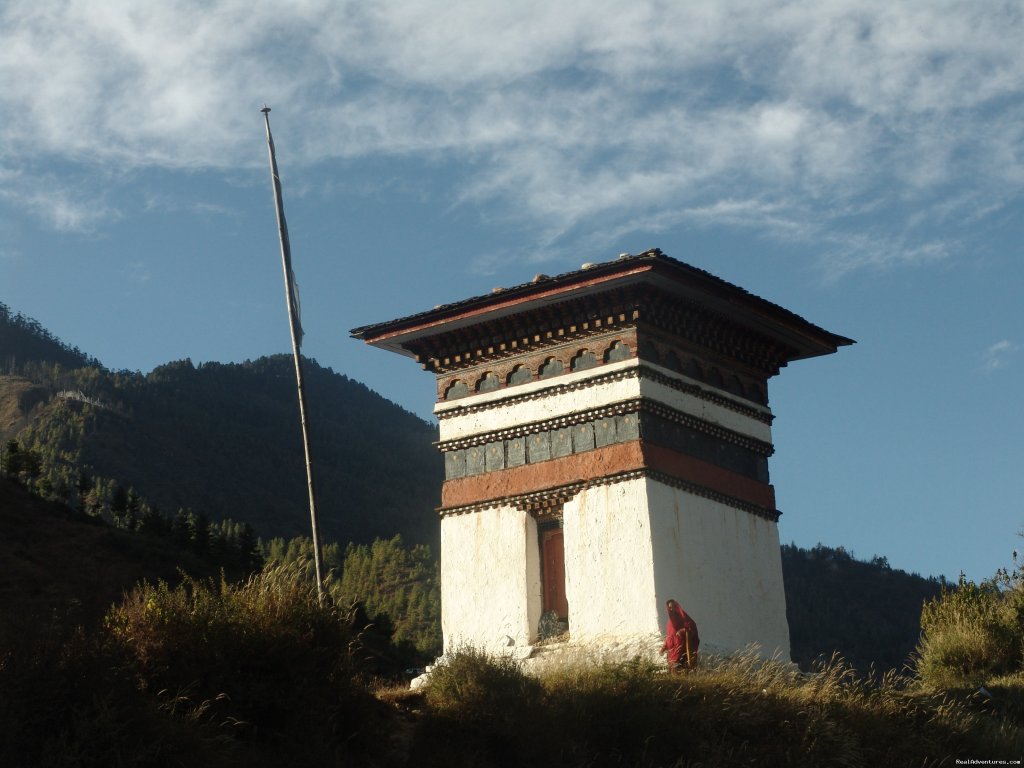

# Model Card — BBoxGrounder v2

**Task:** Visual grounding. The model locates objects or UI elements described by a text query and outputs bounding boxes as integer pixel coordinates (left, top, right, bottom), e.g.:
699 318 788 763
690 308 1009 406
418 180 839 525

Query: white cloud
983 340 1020 373
0 166 120 232
815 235 952 283
127 260 151 284
1 0 1022 272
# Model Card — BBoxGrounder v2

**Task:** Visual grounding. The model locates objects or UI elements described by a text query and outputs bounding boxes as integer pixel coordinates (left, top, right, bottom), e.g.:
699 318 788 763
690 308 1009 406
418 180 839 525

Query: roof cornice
351 249 854 366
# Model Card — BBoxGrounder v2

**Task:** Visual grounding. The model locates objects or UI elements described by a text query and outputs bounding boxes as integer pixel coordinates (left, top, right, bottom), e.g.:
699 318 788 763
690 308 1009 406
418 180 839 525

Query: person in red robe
660 599 699 671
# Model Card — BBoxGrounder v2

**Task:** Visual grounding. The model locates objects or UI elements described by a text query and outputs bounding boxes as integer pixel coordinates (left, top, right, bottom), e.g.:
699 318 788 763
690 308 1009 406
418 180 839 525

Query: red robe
662 602 699 666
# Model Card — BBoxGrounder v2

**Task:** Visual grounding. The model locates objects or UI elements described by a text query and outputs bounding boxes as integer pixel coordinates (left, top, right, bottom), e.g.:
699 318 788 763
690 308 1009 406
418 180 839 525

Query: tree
2 440 41 486
111 484 128 517
172 508 195 548
76 470 93 514
333 535 441 657
236 523 260 572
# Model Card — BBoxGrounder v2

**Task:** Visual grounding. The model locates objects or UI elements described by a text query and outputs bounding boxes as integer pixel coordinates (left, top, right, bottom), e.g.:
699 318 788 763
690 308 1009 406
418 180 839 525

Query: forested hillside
0 301 100 373
1 301 442 547
782 543 944 671
82 355 442 545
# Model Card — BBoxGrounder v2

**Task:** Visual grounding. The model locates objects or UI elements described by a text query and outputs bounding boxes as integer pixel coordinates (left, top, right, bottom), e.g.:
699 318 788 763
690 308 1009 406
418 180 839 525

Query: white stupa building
352 249 852 662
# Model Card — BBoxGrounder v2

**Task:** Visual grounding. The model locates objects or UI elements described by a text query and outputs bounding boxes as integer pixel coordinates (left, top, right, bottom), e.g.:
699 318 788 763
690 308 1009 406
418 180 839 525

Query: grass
915 578 1024 690
5 551 1024 767
2 563 391 767
105 564 389 761
409 648 1024 767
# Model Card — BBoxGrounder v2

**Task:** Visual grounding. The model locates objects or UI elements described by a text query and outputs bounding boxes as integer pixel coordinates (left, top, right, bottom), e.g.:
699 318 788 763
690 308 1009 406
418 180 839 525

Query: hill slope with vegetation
1 300 442 547
0 476 222 627
783 543 943 672
1 481 1015 766
0 302 100 373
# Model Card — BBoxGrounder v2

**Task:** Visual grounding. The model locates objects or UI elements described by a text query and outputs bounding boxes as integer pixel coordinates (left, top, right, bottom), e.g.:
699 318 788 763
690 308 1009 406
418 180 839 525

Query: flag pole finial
261 104 271 114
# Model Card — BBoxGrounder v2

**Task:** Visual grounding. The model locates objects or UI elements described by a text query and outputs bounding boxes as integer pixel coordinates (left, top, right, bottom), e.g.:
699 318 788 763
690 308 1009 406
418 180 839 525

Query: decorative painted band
437 465 780 523
442 406 770 484
438 399 638 453
436 362 773 425
440 440 777 514
437 396 773 457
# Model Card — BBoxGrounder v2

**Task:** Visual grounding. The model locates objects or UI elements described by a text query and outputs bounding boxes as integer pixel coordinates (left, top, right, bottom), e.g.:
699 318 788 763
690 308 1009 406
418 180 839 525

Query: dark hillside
1 305 441 549
0 301 99 374
0 477 216 628
5 355 443 547
107 355 442 545
783 543 945 671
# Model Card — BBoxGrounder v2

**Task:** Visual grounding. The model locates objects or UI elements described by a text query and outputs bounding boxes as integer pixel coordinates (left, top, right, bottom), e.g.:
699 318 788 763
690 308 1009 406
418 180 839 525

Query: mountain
782 543 944 671
0 301 100 373
83 355 442 546
1 303 442 548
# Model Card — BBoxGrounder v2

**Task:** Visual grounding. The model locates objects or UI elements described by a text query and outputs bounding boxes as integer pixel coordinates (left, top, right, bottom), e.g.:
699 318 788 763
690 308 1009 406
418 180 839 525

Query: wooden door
542 529 569 619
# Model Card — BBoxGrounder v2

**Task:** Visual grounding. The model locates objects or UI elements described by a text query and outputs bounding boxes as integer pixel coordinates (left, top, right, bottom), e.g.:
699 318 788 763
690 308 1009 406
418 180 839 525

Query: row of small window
443 341 632 400
636 340 767 405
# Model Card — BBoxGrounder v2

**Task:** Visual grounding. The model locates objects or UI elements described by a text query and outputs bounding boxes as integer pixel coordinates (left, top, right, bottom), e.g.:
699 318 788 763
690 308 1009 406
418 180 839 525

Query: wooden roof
351 248 854 366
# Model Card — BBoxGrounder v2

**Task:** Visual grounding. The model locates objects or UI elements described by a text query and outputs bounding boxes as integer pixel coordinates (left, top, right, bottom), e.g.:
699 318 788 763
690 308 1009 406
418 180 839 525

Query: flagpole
261 105 326 603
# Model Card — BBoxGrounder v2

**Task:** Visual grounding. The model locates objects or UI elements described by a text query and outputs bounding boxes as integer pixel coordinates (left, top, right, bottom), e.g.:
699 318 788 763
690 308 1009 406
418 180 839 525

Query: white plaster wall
556 477 790 659
440 506 541 653
436 361 640 441
437 358 772 444
646 479 791 660
639 363 773 444
562 479 661 641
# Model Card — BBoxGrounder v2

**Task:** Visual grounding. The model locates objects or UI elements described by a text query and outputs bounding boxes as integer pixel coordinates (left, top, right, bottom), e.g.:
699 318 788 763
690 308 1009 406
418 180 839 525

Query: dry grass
409 647 1024 767
3 562 392 767
0 375 46 440
915 575 1024 692
7 543 1024 767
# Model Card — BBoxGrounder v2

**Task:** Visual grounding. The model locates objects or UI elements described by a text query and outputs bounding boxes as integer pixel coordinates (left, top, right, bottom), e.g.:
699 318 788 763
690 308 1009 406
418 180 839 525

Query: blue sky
2 1 1022 583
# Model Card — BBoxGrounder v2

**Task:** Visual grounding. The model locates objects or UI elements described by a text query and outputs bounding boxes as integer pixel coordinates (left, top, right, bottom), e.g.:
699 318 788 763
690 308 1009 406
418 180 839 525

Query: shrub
416 647 544 766
0 616 241 767
425 646 542 724
105 563 386 763
916 572 1024 689
539 655 682 765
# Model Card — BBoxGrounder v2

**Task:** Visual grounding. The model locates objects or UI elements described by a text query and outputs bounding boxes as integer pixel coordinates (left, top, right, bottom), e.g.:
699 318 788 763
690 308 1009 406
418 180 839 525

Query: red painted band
440 440 775 511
